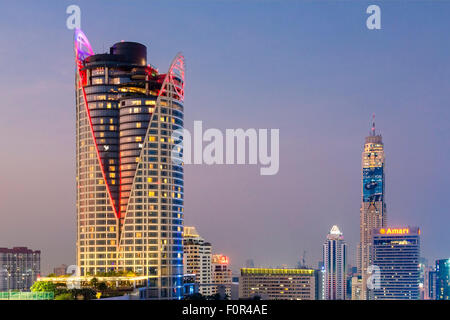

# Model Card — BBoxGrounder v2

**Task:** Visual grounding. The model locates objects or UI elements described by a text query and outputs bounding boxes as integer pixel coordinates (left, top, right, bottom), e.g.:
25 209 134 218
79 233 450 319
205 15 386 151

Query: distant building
418 257 427 299
53 264 68 276
358 118 387 301
323 225 347 300
231 276 239 300
0 247 41 291
239 268 316 300
372 227 420 300
351 275 363 300
315 268 325 300
183 227 212 296
436 259 450 300
424 267 437 300
245 259 255 268
211 254 232 298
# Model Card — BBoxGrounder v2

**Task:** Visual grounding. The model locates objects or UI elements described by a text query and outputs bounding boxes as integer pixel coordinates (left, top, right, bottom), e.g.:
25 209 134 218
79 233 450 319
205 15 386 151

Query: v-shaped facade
75 29 184 299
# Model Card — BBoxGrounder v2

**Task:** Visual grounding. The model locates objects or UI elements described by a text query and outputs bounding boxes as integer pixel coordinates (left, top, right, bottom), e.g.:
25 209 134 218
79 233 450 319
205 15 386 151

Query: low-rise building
239 268 316 300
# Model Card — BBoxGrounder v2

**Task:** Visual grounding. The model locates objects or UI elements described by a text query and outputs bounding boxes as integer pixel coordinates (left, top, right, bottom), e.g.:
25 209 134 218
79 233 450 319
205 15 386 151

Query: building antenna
371 113 376 136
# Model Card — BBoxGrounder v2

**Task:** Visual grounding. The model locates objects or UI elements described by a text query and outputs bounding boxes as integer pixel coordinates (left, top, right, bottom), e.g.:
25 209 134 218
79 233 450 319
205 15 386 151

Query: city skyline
0 1 450 275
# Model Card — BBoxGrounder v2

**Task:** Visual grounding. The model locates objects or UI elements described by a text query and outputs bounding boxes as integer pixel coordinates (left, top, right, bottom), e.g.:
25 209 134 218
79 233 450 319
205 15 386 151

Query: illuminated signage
213 255 229 265
363 166 383 202
380 228 409 235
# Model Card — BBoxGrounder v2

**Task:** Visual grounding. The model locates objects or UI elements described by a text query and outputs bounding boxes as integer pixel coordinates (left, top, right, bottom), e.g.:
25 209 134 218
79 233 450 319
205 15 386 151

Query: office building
0 247 40 291
358 116 387 299
74 28 185 299
239 268 316 300
323 225 347 300
183 226 212 296
372 227 420 300
211 254 232 298
424 267 436 300
436 258 450 300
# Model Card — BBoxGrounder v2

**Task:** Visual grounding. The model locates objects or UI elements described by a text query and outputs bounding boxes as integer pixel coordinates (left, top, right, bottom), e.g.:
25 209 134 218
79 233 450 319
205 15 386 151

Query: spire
371 113 376 136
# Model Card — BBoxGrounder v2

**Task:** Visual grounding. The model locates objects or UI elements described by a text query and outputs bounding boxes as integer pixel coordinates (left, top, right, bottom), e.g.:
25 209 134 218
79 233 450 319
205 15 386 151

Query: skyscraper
0 247 40 291
183 226 212 296
436 258 450 300
372 227 420 300
323 225 347 300
74 29 185 299
358 116 387 299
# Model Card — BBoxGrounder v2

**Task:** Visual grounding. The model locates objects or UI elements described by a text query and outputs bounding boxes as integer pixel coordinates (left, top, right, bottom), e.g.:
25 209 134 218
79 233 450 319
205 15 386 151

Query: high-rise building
435 258 450 300
211 254 232 298
372 227 420 300
424 266 437 300
239 268 316 300
418 257 427 299
0 247 41 291
358 116 387 299
323 225 347 300
74 29 185 299
183 227 212 296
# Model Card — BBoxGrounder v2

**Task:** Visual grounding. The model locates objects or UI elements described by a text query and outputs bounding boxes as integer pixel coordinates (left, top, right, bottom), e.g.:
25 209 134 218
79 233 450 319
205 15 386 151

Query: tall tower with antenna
357 114 387 300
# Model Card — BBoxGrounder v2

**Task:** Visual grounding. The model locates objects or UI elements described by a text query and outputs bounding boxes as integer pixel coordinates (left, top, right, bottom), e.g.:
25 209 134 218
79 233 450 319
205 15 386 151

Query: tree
55 293 74 300
97 282 108 292
30 281 57 294
89 277 99 288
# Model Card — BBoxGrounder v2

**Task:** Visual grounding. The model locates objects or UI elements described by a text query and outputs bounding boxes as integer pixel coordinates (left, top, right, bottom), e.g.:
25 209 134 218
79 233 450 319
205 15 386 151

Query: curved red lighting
74 29 120 220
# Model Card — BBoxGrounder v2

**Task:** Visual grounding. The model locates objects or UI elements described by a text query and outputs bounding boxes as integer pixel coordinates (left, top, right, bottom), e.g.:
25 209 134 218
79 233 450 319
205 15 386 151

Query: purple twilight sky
0 0 449 274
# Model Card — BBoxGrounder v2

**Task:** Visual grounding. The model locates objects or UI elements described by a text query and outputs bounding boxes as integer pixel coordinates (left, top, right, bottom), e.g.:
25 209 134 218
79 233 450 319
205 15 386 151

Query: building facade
211 254 232 297
351 275 363 300
0 247 40 291
358 117 387 299
323 225 347 300
74 29 185 299
424 267 437 300
436 259 450 300
183 226 212 296
239 268 316 300
372 227 420 300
